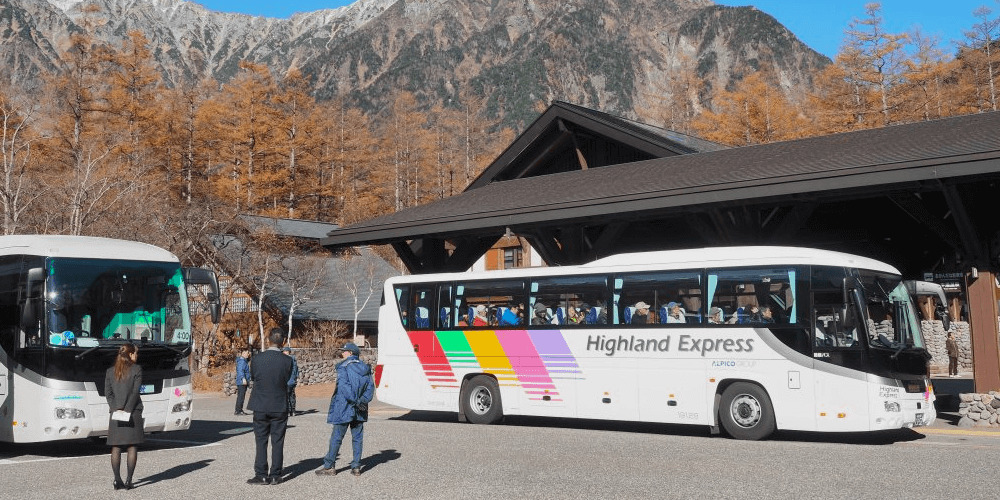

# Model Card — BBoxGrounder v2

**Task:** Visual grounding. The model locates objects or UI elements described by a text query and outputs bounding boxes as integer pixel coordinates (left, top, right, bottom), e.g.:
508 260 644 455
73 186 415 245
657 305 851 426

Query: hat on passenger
534 302 547 313
666 301 679 309
635 301 651 310
476 304 487 315
340 342 360 356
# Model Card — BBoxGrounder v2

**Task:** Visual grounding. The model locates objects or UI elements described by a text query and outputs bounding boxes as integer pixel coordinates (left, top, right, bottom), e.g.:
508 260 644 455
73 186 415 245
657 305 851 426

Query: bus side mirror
26 267 44 299
183 267 221 324
936 305 951 332
19 267 45 339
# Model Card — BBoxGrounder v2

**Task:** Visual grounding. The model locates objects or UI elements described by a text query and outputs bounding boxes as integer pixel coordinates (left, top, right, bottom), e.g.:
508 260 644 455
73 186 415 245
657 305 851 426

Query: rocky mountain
1 0 829 128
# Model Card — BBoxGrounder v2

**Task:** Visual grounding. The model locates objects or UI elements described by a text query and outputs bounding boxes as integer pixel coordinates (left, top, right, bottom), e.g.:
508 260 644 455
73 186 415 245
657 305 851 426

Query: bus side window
530 275 608 327
614 271 701 326
437 285 455 328
394 286 410 329
708 267 798 326
813 290 861 348
458 279 526 328
0 256 21 354
411 286 435 330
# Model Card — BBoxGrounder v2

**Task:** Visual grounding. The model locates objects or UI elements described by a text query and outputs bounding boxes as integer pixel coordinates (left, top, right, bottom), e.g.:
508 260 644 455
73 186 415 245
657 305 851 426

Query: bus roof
386 246 900 284
0 235 179 263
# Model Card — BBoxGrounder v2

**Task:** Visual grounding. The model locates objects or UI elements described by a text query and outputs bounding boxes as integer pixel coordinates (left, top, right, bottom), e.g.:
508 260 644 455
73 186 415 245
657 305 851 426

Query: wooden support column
965 270 1000 392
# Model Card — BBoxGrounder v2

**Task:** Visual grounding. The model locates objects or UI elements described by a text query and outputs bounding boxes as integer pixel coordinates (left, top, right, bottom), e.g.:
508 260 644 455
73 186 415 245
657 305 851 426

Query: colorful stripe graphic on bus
407 329 581 401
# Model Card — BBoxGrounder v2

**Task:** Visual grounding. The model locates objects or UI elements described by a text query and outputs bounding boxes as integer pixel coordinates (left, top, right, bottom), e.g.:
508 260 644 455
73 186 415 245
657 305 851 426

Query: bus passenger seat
415 307 430 328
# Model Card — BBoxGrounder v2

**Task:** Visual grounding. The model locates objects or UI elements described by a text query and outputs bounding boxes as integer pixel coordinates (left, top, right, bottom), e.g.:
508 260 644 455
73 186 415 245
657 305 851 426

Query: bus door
810 278 869 429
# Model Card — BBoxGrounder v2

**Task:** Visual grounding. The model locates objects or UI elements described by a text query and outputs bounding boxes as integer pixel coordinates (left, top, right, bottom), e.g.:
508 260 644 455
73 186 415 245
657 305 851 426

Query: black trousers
252 411 288 479
286 387 297 415
235 384 248 412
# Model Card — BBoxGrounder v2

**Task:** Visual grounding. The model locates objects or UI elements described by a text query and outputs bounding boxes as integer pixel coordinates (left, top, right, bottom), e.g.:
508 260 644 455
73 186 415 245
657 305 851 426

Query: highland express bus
375 246 935 440
0 235 220 443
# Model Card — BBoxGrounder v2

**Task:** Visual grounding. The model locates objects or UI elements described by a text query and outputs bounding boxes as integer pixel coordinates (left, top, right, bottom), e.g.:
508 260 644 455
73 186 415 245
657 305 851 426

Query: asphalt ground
1 384 998 499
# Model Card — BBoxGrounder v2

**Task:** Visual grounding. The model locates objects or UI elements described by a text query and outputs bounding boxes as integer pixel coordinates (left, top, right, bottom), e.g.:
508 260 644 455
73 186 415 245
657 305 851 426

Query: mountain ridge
0 0 830 129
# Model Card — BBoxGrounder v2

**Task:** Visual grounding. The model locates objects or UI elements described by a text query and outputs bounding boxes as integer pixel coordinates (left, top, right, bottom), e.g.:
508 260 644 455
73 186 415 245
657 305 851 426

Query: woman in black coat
105 343 144 490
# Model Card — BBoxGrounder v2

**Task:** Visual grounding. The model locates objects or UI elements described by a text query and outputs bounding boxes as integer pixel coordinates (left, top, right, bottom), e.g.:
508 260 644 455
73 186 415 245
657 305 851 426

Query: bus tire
719 382 775 440
462 375 503 424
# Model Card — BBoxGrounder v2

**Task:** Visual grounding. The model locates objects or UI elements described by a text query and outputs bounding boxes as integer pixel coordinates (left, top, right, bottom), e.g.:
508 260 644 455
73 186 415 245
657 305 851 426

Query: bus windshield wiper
155 343 192 357
75 344 102 360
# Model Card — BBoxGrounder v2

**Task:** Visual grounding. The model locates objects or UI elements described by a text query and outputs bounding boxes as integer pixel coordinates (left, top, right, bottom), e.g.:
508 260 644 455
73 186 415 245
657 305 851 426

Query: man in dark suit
246 328 294 485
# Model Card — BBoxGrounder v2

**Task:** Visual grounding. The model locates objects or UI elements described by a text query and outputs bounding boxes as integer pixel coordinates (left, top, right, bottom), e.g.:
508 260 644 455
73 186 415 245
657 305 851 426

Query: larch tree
838 2 909 126
692 70 811 146
898 28 956 121
272 68 317 219
212 62 278 214
42 31 124 235
959 5 1000 111
0 86 45 235
637 52 704 135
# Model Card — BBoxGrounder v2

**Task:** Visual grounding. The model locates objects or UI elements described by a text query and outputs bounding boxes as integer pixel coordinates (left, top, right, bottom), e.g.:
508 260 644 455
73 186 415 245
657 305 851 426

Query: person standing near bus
105 343 144 490
235 349 251 416
283 347 299 416
946 331 959 377
247 328 294 485
316 342 374 477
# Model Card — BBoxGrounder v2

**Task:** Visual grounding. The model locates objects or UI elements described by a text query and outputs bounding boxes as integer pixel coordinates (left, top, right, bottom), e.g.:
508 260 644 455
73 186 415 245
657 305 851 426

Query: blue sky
195 0 995 58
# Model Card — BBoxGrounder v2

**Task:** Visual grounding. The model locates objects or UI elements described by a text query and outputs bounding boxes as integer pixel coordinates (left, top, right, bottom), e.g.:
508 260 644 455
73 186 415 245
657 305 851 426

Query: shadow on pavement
363 448 402 473
135 459 214 487
390 410 926 444
0 419 252 461
283 457 325 481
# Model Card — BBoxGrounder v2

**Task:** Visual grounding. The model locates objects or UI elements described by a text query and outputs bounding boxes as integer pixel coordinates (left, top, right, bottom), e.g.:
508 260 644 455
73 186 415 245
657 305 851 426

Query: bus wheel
462 375 503 424
719 382 775 440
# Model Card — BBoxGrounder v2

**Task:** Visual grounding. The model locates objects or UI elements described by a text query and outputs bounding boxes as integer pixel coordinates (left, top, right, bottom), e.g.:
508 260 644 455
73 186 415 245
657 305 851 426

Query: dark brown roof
467 100 728 189
323 111 1000 248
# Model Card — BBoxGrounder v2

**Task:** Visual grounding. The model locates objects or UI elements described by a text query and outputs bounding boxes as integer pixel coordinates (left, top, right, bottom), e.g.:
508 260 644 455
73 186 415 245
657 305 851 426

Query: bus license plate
139 384 156 395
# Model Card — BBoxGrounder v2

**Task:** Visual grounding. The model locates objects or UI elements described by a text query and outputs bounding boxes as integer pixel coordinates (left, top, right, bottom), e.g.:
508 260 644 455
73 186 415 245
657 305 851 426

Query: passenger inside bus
472 305 489 326
708 307 724 324
631 301 651 324
499 304 523 326
752 305 775 324
531 303 551 325
664 302 686 323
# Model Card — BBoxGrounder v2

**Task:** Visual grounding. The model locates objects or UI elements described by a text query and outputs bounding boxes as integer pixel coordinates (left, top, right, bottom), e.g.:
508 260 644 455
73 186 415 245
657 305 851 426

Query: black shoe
351 467 361 476
246 476 267 485
315 467 337 476
267 476 282 485
124 481 134 490
113 480 125 490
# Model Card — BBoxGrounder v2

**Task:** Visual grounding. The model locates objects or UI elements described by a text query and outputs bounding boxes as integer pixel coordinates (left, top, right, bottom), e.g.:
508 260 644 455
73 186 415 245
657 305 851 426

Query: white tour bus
0 235 220 443
376 246 935 439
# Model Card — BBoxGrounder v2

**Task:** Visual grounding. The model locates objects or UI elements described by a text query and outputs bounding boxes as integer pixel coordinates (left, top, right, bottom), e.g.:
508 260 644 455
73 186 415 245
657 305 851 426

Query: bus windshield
45 258 192 345
859 272 924 349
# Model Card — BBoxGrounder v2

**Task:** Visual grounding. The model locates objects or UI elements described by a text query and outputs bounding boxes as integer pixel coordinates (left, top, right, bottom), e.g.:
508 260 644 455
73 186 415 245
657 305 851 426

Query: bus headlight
172 400 191 413
55 407 85 419
884 401 901 412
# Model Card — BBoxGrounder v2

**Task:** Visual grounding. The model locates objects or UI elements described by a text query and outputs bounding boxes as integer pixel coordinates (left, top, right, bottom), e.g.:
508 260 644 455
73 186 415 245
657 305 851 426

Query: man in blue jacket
282 347 299 417
315 342 373 477
234 349 250 416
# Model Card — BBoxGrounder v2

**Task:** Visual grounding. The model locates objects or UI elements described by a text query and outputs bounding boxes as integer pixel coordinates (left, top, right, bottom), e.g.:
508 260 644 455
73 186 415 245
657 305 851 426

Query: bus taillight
374 364 384 387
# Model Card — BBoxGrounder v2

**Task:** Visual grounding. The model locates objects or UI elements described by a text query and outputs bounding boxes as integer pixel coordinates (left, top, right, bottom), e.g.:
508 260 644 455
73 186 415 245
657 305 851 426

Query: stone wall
921 320 972 375
221 349 377 396
958 392 1000 427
